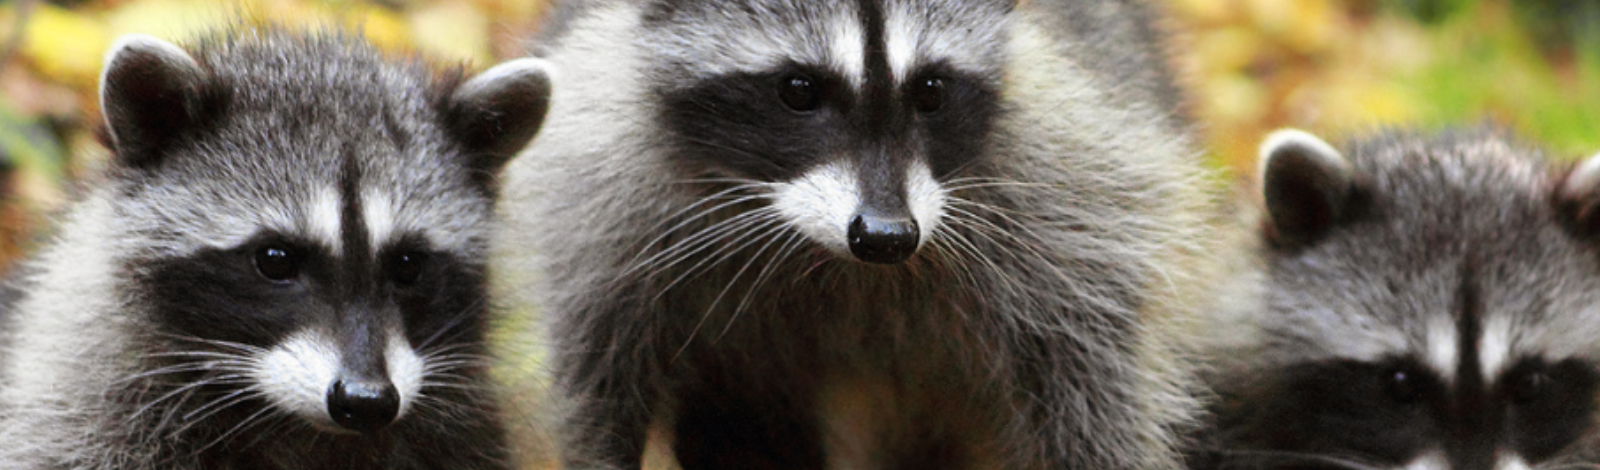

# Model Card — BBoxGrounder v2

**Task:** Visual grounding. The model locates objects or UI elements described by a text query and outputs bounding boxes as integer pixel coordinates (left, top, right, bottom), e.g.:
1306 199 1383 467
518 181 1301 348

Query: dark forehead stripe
1446 263 1496 469
856 0 891 134
339 147 372 277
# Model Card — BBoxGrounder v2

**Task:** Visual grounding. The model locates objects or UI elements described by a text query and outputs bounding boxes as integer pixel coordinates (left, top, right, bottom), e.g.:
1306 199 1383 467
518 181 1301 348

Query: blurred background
0 0 1594 270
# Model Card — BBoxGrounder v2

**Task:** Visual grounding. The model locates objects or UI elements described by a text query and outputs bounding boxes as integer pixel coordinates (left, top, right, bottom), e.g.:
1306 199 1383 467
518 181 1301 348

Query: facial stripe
829 15 867 88
1425 316 1459 383
883 3 916 82
338 153 371 290
856 0 895 137
1448 268 1497 470
362 188 397 255
307 187 343 252
1479 315 1513 382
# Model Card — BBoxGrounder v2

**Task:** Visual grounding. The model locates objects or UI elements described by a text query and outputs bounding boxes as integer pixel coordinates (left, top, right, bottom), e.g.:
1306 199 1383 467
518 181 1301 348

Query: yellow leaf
407 2 491 66
20 4 112 87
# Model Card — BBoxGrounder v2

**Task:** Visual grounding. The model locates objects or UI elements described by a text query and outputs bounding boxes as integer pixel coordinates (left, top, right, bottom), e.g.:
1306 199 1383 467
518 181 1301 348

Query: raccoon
1193 128 1600 470
0 28 550 469
496 0 1217 468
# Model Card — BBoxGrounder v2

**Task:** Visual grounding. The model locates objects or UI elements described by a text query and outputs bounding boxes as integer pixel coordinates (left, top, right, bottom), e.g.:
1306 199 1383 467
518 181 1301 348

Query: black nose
848 213 920 264
327 379 400 434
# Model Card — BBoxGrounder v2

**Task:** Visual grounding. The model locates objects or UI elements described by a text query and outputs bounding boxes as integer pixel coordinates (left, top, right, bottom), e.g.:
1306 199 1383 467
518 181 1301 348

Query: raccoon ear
99 34 209 169
1556 151 1600 236
442 58 553 178
1259 128 1354 245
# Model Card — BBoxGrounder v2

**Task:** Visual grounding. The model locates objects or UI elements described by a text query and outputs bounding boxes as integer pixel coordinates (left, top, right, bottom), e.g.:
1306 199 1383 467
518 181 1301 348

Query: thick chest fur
630 255 1035 469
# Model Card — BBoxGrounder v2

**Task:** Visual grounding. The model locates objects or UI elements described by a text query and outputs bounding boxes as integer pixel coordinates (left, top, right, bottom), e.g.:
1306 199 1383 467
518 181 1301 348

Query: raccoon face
643 0 1010 264
1217 130 1600 470
98 34 549 435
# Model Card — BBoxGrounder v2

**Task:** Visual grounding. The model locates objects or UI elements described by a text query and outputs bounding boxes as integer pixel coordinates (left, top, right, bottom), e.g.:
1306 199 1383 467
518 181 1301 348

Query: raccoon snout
848 212 920 264
327 378 400 434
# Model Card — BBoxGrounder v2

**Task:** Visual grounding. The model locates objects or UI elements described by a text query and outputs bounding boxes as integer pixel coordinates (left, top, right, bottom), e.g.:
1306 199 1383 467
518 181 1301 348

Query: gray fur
0 27 546 469
1196 128 1600 469
498 0 1218 468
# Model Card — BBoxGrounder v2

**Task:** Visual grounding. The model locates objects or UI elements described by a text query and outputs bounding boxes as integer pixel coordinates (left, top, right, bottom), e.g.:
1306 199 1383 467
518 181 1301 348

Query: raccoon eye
1509 370 1551 404
910 76 945 113
254 245 299 282
778 74 822 112
388 251 428 286
1384 367 1421 404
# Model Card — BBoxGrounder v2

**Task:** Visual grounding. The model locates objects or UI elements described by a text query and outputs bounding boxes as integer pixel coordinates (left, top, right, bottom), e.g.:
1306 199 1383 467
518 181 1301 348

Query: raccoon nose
327 378 400 434
848 213 920 264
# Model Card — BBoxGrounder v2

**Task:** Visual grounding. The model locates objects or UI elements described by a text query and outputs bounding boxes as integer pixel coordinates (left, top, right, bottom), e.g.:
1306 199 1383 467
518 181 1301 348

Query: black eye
254 245 299 282
1384 366 1421 404
910 76 945 113
778 74 822 111
389 251 428 286
1509 369 1551 404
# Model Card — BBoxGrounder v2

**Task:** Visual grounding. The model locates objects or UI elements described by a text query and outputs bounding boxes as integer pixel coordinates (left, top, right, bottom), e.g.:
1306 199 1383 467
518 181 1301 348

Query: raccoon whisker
937 213 1031 300
652 210 787 297
419 353 493 374
942 177 1053 193
418 381 485 392
125 373 248 424
420 354 493 371
144 350 259 362
925 235 983 291
716 229 806 343
235 413 301 452
630 204 779 279
116 361 255 384
149 332 268 355
945 198 1055 253
648 209 786 296
671 177 770 187
727 229 805 317
671 219 792 359
192 401 283 456
626 204 775 279
415 298 488 351
624 186 769 268
179 386 259 422
943 201 1079 292
418 375 481 389
417 334 490 359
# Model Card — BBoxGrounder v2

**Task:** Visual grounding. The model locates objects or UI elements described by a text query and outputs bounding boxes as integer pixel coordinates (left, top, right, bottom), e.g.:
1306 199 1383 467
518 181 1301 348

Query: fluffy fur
0 27 548 469
1194 128 1600 470
498 0 1218 468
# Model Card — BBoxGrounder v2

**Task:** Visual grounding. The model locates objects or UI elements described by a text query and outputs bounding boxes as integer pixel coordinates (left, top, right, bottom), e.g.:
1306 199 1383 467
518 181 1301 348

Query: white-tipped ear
442 57 554 178
1258 128 1355 244
1561 152 1600 203
1557 151 1600 235
99 34 209 168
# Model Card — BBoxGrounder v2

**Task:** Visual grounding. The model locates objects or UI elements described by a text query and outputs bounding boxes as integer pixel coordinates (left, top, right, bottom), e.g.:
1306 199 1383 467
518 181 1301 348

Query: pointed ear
1258 129 1354 245
1556 151 1600 236
441 58 553 179
99 34 210 169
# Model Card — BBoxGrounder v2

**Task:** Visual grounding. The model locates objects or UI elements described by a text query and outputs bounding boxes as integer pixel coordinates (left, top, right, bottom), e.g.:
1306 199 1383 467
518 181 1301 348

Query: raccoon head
98 33 549 435
1219 129 1600 470
643 0 1010 264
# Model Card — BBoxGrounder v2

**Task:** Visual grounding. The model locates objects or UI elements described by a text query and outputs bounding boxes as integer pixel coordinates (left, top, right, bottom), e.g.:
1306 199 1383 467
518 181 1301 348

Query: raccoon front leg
552 320 659 470
1010 332 1179 470
670 367 828 470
